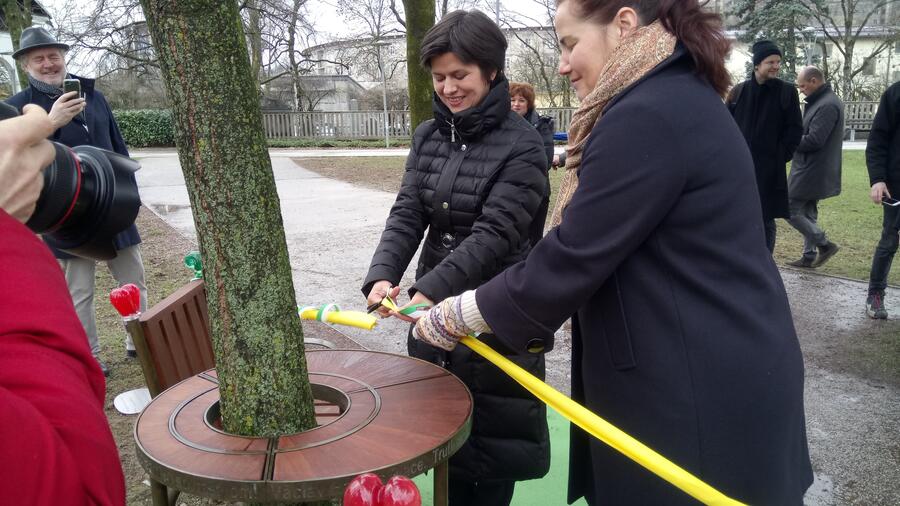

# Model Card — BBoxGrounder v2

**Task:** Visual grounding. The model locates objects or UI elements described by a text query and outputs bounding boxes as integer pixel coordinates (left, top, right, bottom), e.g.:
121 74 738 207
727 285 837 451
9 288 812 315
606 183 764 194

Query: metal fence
261 104 877 140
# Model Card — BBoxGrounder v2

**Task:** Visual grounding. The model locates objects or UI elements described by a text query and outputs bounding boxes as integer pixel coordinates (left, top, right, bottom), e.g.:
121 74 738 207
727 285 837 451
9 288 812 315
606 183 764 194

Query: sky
40 0 554 41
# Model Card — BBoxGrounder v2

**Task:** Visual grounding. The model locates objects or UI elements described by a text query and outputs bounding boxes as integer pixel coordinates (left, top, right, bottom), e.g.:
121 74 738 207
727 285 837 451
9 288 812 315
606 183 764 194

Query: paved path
133 149 899 505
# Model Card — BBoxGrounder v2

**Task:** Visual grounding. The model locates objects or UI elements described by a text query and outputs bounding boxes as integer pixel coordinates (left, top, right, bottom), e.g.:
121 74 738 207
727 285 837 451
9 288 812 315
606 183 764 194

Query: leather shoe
787 257 815 268
811 242 839 268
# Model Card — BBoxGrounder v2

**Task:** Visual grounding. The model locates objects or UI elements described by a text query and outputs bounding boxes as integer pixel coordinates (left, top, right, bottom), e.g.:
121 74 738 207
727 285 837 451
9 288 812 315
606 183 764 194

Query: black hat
12 27 69 60
752 40 782 67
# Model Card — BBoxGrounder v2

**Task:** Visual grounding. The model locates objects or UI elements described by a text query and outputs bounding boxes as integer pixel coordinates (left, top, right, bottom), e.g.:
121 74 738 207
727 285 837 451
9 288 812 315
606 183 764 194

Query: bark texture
402 0 435 129
139 0 316 437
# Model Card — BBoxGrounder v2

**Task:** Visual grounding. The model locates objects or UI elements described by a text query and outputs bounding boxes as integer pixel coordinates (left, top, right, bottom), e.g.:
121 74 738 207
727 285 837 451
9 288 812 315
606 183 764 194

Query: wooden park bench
844 101 879 141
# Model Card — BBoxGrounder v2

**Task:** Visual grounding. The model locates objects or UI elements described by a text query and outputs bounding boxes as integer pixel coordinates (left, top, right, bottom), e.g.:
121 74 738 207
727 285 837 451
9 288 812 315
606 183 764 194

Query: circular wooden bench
135 349 473 505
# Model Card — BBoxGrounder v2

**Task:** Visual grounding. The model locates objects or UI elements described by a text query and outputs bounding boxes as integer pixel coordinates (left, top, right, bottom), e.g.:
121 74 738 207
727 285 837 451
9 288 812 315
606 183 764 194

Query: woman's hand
412 296 466 351
393 291 434 323
366 280 400 318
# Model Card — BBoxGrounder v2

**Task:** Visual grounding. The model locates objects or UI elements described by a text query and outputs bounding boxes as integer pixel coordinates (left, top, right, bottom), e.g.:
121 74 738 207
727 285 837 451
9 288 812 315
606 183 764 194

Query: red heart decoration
343 473 383 506
109 286 139 317
122 283 141 311
380 476 421 506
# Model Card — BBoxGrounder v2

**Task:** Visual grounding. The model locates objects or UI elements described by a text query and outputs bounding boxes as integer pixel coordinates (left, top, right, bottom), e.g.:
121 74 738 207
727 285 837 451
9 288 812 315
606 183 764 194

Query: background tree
403 0 434 129
797 0 900 99
731 0 806 80
0 0 33 88
502 0 572 107
138 0 317 437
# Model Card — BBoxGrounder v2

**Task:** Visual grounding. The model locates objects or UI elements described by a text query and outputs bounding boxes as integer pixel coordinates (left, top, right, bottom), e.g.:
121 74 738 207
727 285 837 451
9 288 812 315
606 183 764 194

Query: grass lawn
775 151 899 285
298 151 898 286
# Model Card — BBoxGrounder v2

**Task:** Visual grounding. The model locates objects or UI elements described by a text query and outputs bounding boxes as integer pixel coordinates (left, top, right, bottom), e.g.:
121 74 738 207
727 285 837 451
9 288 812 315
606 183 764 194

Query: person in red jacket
0 104 125 505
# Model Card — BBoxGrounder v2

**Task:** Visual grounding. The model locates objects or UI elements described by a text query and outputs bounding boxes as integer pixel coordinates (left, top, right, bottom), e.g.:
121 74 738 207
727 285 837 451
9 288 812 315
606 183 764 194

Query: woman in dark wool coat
361 10 550 506
412 1 814 505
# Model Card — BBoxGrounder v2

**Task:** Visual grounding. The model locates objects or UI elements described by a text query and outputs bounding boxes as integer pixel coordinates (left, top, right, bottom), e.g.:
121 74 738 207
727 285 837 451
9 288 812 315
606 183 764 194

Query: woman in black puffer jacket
510 81 554 246
361 10 550 506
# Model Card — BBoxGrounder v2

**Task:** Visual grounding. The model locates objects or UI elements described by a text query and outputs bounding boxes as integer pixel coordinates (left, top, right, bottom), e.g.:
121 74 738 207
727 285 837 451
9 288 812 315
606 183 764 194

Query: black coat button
526 338 545 353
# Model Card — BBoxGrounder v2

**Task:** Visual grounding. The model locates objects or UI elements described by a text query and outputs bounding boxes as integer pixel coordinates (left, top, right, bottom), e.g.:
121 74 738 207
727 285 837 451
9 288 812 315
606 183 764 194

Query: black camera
0 102 141 260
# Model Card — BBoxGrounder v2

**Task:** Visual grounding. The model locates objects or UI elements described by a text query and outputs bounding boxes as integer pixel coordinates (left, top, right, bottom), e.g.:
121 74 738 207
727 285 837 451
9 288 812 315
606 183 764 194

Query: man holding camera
6 27 146 375
865 80 900 319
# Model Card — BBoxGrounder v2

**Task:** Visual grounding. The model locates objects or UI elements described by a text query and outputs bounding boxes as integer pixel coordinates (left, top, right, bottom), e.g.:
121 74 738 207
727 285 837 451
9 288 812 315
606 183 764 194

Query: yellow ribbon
459 335 746 506
301 297 744 505
298 304 377 330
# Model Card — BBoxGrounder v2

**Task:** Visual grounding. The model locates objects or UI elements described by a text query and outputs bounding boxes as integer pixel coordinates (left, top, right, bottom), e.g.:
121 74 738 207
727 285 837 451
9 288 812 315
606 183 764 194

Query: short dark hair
420 10 507 80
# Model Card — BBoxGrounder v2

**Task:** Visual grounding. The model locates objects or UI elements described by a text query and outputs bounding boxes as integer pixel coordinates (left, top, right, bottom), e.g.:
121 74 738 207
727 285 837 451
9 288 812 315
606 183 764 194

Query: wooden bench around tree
126 279 374 505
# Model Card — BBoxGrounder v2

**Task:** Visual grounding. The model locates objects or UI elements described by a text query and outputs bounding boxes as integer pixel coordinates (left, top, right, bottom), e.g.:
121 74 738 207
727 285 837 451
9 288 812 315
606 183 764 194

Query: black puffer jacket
362 77 550 482
524 109 554 245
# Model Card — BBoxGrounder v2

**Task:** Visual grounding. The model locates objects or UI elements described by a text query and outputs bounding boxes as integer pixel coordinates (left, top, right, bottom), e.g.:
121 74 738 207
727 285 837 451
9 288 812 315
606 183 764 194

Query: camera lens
26 143 141 260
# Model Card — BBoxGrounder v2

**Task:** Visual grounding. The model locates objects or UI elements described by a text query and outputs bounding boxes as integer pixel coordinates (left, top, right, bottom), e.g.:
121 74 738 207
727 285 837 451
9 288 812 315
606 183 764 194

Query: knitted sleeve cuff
459 290 492 335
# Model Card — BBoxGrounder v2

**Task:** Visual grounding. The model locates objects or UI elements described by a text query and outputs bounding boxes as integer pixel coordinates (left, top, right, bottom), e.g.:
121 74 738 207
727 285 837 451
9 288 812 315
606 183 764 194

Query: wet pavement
133 149 899 505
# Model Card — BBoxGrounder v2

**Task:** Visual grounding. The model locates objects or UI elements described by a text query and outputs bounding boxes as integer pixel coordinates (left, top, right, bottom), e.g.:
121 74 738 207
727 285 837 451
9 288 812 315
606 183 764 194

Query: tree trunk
138 0 316 437
246 0 263 89
402 0 434 130
2 0 33 90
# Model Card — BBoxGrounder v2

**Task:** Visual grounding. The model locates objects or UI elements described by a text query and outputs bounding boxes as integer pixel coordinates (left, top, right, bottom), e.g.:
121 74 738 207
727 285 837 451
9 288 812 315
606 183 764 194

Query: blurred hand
871 182 891 204
366 280 399 318
551 154 561 168
0 105 55 223
49 91 85 130
393 291 434 323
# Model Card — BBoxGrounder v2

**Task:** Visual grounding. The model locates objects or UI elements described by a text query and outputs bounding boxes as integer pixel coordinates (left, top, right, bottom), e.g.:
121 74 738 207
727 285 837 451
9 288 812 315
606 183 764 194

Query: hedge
114 109 174 147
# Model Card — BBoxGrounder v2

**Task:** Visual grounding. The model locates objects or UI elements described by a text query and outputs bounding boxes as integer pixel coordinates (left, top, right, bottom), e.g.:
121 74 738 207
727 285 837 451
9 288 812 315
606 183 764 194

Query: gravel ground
130 152 900 505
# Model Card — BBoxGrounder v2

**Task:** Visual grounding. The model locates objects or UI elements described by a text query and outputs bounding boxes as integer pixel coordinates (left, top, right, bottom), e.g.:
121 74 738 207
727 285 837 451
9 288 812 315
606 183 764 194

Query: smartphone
63 78 81 98
882 197 900 207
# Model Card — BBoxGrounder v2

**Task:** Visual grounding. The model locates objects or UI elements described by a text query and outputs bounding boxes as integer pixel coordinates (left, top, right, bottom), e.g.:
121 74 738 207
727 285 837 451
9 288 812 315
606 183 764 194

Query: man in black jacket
728 40 803 252
6 27 146 374
865 81 900 319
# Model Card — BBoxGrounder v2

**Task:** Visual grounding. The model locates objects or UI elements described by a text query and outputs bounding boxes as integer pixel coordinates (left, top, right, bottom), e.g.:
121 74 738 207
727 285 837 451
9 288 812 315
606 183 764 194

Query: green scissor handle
398 303 431 316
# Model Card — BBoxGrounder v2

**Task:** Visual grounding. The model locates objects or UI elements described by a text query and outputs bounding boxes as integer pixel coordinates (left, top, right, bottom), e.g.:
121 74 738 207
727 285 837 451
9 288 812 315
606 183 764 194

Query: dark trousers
764 219 777 253
787 199 827 260
449 478 515 506
869 203 900 294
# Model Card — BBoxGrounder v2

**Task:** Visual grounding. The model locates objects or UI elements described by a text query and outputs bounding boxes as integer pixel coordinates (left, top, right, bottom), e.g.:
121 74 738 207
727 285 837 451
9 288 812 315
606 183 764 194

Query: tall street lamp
375 40 391 148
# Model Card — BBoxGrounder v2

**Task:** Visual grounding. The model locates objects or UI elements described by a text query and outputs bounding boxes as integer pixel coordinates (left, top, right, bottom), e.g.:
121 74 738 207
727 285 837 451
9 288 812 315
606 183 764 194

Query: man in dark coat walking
786 67 843 268
728 40 803 252
6 27 147 376
865 80 900 319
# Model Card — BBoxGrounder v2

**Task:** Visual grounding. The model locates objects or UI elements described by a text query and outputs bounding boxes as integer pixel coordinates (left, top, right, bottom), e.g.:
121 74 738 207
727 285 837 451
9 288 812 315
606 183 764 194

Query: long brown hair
558 0 732 96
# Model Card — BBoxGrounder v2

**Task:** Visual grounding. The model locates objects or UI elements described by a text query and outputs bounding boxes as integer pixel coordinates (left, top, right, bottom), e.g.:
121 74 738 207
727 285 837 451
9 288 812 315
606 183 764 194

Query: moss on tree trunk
139 0 316 437
402 0 435 130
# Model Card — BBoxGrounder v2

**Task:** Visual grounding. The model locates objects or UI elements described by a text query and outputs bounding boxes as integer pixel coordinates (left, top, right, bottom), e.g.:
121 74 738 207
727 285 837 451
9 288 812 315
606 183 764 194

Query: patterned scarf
549 21 676 228
28 74 66 99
